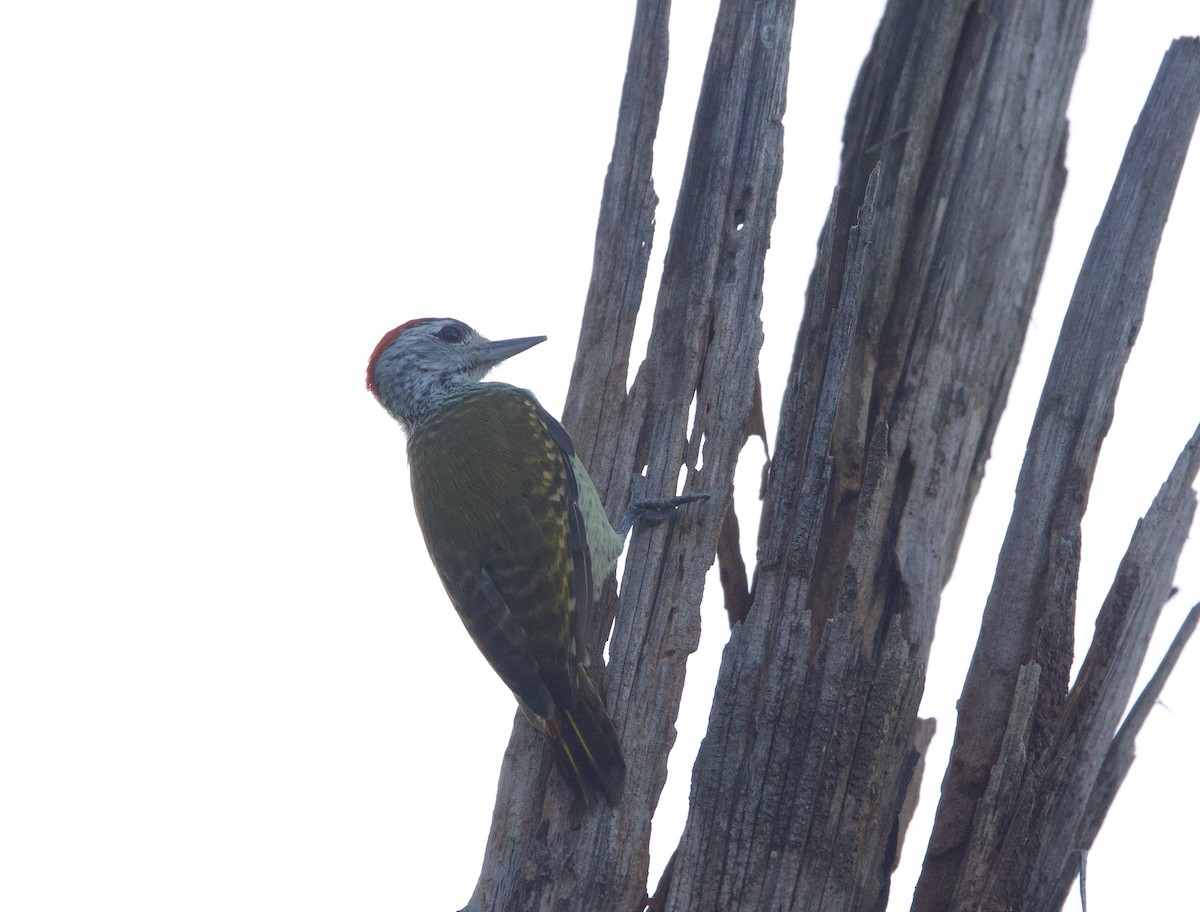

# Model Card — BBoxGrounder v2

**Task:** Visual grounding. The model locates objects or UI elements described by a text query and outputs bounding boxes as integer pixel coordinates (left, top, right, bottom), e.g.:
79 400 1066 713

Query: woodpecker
367 317 702 806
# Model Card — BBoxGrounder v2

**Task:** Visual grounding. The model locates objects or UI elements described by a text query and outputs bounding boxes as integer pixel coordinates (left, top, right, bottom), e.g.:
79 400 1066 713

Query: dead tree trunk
913 38 1200 912
465 0 783 907
460 1 1200 909
664 1 1094 908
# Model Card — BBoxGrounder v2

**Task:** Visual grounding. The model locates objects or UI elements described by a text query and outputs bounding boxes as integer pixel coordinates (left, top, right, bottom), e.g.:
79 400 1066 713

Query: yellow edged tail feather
544 672 626 807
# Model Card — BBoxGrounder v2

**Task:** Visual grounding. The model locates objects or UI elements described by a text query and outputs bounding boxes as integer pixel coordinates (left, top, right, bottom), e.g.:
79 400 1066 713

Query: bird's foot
618 492 709 535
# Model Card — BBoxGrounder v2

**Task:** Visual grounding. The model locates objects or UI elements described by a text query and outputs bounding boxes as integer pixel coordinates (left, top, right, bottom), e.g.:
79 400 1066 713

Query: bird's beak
479 335 547 365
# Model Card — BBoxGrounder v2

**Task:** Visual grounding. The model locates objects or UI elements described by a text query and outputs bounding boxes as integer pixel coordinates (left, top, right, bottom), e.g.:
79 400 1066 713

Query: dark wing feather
437 563 556 718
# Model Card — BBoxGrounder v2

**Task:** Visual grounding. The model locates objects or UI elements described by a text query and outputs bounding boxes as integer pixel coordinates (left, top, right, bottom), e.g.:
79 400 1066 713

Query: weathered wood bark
464 0 792 908
457 2 1200 909
915 38 1200 912
665 1 1091 909
463 3 672 909
1073 598 1200 880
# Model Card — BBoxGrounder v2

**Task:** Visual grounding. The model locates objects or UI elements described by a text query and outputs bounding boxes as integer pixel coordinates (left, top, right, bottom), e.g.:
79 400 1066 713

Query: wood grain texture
1021 428 1200 912
463 5 671 909
667 0 1092 908
919 37 1200 912
464 0 791 908
1074 599 1200 889
457 2 1200 908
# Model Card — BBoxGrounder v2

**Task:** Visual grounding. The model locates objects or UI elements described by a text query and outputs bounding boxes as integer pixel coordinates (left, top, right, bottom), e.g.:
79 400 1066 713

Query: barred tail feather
546 673 626 807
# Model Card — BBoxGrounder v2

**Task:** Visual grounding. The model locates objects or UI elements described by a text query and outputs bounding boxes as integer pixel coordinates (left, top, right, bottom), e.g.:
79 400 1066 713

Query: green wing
407 385 587 716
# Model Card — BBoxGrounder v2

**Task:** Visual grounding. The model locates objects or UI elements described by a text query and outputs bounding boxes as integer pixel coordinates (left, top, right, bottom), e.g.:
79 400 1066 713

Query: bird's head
366 317 546 430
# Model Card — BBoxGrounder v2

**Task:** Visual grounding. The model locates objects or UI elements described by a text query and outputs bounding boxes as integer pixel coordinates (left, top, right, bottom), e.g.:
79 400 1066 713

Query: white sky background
2 2 1198 910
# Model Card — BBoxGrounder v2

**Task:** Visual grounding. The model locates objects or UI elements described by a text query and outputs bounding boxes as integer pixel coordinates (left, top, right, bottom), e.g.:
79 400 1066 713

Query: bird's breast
406 388 570 566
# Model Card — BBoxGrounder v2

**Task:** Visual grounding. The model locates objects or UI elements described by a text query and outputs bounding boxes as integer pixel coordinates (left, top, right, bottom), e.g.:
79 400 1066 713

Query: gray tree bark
465 0 784 907
459 2 1200 909
914 37 1200 912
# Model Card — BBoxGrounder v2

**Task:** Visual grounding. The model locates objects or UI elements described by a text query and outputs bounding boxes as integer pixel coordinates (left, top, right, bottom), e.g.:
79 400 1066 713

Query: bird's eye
436 324 467 343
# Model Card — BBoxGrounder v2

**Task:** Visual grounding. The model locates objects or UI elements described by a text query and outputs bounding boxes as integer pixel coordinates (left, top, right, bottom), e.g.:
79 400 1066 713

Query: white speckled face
366 318 545 431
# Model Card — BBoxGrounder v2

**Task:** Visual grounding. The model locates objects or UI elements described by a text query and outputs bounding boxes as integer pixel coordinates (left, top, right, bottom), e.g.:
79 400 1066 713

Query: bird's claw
619 492 710 535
